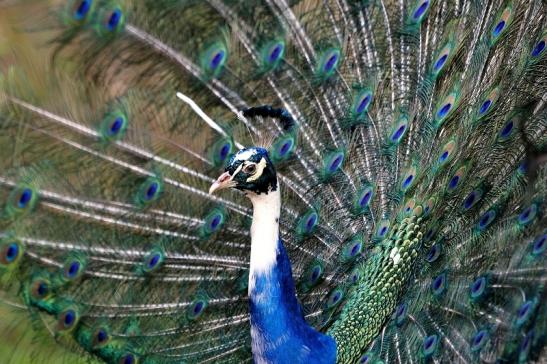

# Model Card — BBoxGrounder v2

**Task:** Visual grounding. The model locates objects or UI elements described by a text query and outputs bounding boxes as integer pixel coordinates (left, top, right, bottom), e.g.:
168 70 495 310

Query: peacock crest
0 0 545 363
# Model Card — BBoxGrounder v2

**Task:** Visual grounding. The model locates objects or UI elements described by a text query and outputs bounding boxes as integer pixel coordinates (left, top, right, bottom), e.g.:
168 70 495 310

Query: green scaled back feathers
0 0 546 363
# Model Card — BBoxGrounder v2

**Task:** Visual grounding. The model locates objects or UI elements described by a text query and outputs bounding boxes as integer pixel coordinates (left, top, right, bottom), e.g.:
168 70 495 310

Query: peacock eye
243 164 257 174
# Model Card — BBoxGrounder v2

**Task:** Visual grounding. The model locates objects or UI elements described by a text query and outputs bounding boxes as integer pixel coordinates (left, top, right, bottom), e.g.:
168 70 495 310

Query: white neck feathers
248 184 281 275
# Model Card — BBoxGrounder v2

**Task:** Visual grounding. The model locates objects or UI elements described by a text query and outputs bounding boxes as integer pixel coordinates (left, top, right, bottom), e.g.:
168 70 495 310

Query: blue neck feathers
247 187 336 364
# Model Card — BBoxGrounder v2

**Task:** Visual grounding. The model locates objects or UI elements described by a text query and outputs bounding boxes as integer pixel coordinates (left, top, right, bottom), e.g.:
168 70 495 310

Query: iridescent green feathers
0 0 546 363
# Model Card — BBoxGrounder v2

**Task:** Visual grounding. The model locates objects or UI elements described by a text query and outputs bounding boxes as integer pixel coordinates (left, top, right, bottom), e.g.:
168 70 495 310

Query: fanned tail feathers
0 0 546 363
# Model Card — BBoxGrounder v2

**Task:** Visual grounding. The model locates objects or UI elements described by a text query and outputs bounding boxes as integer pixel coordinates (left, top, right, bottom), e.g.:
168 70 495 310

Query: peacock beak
209 171 236 194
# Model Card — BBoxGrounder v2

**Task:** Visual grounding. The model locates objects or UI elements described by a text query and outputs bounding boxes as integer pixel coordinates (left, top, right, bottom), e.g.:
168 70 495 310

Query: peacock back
0 0 546 363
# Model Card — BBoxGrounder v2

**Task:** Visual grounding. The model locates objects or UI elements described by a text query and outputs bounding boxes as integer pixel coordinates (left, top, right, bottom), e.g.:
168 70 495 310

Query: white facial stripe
246 158 267 182
235 149 256 161
232 163 244 179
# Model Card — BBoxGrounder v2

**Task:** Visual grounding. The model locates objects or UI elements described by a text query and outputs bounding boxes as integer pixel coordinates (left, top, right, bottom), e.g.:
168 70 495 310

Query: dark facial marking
226 148 277 195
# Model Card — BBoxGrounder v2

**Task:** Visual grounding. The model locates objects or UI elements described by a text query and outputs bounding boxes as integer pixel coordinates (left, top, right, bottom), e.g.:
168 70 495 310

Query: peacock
0 0 546 363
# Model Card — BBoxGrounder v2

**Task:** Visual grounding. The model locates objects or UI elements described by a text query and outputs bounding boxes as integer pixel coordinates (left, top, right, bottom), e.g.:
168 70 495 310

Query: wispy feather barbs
0 1 545 363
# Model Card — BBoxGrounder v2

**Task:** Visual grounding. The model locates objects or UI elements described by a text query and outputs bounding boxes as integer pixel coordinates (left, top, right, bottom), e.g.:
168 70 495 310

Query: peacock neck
247 183 336 363
248 185 281 275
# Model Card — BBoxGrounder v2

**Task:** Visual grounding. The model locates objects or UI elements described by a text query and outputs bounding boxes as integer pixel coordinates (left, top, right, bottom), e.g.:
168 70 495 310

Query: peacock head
209 147 277 196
